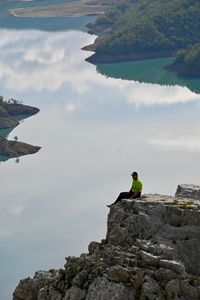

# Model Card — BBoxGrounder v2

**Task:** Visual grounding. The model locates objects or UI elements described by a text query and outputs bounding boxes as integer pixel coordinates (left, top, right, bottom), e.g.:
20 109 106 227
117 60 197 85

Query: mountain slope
85 0 200 67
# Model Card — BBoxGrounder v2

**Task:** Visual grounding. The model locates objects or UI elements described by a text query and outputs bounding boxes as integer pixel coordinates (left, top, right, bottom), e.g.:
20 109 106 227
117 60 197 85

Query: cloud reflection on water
0 29 199 106
149 137 200 153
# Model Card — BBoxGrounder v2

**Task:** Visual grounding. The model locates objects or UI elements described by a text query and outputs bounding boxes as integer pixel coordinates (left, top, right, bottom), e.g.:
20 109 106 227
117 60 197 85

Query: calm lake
1 1 200 299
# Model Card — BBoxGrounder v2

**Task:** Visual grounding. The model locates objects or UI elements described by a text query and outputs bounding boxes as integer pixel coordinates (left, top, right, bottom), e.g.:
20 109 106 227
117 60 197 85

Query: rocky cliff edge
13 184 200 300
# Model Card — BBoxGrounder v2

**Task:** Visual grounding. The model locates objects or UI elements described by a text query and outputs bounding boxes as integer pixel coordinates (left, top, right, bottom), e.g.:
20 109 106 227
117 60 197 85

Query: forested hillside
85 0 200 75
168 43 200 76
177 44 200 68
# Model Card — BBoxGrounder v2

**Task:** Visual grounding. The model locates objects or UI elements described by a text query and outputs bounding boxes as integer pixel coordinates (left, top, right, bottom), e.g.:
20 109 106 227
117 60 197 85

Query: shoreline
84 49 175 64
83 42 200 79
9 9 105 18
9 1 108 18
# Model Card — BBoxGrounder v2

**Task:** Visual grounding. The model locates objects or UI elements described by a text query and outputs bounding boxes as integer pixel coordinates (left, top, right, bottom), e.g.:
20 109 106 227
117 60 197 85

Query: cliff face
13 185 200 300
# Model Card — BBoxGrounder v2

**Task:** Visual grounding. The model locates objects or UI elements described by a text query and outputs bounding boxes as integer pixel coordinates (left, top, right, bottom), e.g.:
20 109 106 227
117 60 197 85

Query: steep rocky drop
13 185 200 300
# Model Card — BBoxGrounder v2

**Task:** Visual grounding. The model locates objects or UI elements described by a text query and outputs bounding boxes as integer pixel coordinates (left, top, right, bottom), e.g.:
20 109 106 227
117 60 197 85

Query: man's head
131 171 138 181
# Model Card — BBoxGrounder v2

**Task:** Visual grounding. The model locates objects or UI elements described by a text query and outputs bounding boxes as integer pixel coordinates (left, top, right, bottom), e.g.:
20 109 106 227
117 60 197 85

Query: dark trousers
113 191 141 205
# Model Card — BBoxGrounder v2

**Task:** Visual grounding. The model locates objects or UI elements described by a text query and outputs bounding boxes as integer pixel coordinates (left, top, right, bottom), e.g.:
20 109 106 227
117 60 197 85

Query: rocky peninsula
13 184 200 300
0 139 41 160
0 100 39 129
0 98 40 160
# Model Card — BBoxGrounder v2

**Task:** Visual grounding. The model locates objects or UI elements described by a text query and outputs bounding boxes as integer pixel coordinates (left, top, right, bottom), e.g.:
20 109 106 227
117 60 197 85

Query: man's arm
129 182 134 193
132 188 140 197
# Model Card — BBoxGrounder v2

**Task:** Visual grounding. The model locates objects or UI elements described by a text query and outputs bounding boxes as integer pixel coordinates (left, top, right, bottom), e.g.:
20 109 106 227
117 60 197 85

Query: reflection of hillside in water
0 107 41 163
0 127 13 162
96 58 200 95
0 30 199 108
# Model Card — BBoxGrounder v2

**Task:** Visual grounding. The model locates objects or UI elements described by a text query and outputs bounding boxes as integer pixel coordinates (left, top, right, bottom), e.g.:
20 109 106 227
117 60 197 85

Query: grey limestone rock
13 185 200 300
64 287 86 300
179 280 199 300
155 268 177 283
165 279 182 300
13 271 58 300
159 260 185 275
141 250 160 267
107 265 131 283
140 276 165 300
85 276 136 300
175 184 200 200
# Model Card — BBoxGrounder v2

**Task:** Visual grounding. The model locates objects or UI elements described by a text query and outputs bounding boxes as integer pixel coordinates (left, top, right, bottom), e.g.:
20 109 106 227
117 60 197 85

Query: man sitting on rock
107 172 143 207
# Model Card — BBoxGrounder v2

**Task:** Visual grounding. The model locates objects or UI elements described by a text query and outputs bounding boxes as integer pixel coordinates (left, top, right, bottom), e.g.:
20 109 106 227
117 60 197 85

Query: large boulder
175 184 200 200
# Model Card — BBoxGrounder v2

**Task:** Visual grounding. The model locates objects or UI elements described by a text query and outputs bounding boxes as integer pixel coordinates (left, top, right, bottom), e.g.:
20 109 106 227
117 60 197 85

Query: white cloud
149 137 200 153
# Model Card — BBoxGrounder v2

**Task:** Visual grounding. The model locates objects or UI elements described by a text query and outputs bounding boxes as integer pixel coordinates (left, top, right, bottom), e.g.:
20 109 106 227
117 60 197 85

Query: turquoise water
97 57 200 95
0 3 200 300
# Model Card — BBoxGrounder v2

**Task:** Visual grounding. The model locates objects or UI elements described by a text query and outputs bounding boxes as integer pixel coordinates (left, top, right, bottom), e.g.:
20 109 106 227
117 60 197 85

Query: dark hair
131 172 138 176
